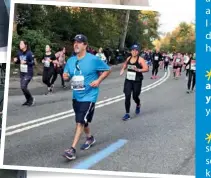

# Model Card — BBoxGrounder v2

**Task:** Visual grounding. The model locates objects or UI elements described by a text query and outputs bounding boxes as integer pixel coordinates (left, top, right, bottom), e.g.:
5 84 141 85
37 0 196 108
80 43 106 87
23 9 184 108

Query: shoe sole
81 139 96 150
122 118 131 121
63 154 76 160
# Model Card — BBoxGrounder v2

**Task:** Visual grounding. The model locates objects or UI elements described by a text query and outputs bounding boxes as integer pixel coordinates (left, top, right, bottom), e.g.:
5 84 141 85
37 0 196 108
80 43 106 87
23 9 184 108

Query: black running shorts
72 99 95 125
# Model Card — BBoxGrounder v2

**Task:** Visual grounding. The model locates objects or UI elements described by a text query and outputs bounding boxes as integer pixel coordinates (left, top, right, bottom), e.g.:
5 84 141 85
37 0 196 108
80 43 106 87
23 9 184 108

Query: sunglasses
75 60 80 71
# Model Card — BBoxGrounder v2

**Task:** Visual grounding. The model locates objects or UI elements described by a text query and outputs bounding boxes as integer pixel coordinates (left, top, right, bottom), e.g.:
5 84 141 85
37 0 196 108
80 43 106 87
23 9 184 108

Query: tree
119 10 130 51
157 22 195 53
12 4 160 59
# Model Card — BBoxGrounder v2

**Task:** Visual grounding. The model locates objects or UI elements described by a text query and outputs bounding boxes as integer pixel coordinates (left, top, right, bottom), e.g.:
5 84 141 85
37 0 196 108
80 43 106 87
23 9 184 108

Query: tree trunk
13 4 17 32
119 10 130 51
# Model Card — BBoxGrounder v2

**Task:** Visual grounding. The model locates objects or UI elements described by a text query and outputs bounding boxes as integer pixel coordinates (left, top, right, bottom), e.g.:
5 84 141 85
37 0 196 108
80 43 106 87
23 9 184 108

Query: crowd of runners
13 34 195 160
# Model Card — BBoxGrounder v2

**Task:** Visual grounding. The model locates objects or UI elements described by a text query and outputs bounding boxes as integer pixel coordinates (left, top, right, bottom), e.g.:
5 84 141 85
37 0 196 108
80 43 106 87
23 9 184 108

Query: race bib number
71 75 85 91
176 58 181 63
191 60 196 70
20 64 28 73
154 56 159 61
44 61 50 67
126 71 136 81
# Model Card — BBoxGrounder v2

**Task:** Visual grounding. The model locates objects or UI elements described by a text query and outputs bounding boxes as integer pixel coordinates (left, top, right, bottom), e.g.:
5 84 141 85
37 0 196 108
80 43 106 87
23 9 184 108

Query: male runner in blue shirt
62 34 111 160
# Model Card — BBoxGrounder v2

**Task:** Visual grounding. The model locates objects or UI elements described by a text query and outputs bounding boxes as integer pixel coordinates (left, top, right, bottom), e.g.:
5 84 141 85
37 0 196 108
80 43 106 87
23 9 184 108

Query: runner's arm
14 52 20 64
135 57 149 73
185 57 191 67
95 58 111 84
55 52 60 59
63 59 72 81
98 69 111 84
51 54 58 64
121 57 130 70
25 52 34 66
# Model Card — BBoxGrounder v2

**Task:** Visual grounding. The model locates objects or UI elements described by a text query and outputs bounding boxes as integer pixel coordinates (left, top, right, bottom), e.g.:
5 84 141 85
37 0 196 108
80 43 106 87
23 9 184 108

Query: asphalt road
3 66 194 176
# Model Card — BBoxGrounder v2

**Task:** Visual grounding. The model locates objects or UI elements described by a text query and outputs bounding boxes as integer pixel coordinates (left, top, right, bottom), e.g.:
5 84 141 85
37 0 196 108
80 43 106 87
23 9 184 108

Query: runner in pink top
172 52 184 79
51 47 67 89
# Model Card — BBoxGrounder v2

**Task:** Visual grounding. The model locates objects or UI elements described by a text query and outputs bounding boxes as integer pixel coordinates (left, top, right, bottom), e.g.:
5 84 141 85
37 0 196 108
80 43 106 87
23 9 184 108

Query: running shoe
80 135 96 150
135 105 141 114
122 113 131 121
28 98 35 106
45 87 51 95
63 147 76 160
22 101 29 106
50 85 54 92
186 90 190 94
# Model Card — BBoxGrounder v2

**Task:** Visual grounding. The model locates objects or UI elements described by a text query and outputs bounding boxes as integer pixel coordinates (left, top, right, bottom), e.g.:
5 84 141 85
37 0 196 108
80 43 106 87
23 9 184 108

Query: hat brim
73 38 84 42
131 48 140 51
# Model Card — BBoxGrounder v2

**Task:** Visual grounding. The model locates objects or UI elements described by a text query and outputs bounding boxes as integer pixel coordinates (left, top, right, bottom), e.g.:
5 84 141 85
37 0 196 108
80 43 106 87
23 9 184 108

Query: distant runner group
13 34 195 160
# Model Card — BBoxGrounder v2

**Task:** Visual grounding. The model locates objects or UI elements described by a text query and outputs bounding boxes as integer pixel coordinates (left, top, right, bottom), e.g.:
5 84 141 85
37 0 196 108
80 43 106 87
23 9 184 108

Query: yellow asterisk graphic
205 133 211 144
206 70 211 81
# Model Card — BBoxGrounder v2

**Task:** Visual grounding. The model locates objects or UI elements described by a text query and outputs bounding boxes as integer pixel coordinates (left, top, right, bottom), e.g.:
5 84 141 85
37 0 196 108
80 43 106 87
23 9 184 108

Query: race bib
154 56 159 61
126 71 136 81
71 75 85 91
191 60 196 70
165 57 169 62
20 64 28 73
44 61 50 67
176 58 181 63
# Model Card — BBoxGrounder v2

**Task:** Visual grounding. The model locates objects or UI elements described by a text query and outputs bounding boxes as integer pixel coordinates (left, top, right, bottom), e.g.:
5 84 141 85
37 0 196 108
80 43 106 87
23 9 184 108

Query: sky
149 0 195 34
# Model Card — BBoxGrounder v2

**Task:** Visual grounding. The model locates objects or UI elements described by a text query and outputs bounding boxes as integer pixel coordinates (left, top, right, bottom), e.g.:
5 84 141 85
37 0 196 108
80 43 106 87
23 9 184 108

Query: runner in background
14 40 35 106
51 47 67 88
179 53 184 75
163 52 170 71
120 44 148 121
96 47 107 63
144 50 152 69
172 52 184 79
159 52 164 70
186 53 196 93
42 45 57 94
62 34 111 160
184 53 191 80
151 50 162 79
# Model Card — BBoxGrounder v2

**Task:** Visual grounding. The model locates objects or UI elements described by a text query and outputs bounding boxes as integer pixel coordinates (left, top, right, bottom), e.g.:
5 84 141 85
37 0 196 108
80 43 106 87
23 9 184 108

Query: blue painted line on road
72 139 128 169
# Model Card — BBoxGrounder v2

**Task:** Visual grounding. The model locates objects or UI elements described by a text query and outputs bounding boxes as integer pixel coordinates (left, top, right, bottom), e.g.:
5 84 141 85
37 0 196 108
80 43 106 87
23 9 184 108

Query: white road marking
6 70 170 136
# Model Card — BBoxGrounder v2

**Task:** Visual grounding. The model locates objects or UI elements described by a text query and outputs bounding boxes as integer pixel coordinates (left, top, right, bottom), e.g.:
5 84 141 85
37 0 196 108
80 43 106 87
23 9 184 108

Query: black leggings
20 74 33 102
51 67 65 86
152 62 159 76
186 69 189 77
187 70 196 90
164 62 169 70
42 67 54 87
123 79 142 113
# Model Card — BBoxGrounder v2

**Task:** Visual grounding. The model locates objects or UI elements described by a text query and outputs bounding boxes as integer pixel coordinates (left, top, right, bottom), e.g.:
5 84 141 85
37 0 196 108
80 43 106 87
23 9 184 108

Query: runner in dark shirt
14 40 35 106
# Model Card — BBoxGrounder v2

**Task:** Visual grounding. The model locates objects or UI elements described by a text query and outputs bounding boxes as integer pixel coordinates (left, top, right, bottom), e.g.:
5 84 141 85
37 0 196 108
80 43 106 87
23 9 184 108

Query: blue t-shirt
16 50 34 76
64 52 110 103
